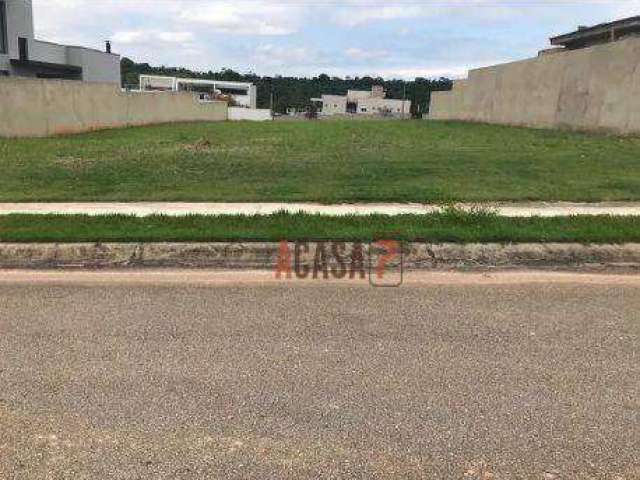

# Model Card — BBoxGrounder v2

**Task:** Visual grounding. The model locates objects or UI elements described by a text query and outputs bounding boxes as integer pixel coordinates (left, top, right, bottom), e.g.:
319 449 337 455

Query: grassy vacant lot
1 120 640 203
2 212 640 243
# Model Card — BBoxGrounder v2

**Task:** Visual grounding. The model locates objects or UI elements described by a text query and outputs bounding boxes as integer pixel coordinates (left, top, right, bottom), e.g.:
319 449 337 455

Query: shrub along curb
1 242 640 271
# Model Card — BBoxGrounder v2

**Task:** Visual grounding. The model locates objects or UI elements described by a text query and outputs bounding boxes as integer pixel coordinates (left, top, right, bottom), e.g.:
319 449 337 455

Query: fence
0 78 228 137
429 36 640 135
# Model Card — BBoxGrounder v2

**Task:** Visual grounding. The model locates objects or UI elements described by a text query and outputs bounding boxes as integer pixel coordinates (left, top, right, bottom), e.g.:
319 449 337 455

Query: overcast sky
32 0 640 79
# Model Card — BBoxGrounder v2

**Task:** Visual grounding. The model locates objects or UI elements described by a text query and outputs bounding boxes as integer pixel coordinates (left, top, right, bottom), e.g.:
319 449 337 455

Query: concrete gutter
1 242 640 271
2 202 640 217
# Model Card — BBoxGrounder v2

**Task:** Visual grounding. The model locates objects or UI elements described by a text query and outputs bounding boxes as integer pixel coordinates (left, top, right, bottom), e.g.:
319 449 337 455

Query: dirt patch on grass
182 138 266 155
54 156 95 173
183 138 214 153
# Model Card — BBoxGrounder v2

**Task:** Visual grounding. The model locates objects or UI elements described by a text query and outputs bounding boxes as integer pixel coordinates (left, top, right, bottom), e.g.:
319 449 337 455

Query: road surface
1 270 639 479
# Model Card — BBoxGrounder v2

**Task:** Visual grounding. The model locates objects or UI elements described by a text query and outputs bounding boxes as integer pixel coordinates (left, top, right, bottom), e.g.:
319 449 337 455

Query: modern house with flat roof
311 86 411 117
139 75 258 109
0 0 120 82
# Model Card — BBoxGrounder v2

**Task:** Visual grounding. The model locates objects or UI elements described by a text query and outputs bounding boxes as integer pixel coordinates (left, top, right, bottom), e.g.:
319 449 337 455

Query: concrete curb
3 202 640 217
1 242 640 271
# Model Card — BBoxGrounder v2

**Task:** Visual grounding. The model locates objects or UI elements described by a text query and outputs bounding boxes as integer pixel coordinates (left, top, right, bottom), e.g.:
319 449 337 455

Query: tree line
121 58 453 117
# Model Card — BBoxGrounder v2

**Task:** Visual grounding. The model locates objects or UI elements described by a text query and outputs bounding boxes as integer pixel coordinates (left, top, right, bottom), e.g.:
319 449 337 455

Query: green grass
2 212 640 243
1 120 640 202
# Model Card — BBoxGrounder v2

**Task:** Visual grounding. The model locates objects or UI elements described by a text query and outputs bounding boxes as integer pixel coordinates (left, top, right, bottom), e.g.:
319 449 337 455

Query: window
0 1 7 55
18 37 28 61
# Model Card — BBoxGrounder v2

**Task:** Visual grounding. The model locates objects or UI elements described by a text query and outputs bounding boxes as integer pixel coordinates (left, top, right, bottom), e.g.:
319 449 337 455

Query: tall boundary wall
0 78 228 137
429 36 640 135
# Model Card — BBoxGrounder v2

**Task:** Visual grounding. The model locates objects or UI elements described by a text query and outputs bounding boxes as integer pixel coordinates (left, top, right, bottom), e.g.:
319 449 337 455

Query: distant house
139 75 258 109
311 86 411 117
0 0 120 83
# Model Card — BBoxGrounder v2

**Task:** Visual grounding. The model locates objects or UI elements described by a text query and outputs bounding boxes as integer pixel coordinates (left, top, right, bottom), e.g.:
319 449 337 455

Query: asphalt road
1 271 639 479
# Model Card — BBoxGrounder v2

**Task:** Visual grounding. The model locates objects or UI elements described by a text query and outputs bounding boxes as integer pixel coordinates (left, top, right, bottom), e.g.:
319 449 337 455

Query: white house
0 0 120 83
311 86 411 118
139 75 258 109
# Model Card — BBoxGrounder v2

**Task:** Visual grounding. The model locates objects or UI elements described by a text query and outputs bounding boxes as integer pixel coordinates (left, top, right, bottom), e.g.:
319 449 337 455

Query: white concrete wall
228 107 272 121
30 39 66 64
66 46 121 84
0 77 228 137
429 36 640 135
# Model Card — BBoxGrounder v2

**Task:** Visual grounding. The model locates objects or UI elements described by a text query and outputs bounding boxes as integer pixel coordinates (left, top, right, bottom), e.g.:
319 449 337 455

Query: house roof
550 16 640 47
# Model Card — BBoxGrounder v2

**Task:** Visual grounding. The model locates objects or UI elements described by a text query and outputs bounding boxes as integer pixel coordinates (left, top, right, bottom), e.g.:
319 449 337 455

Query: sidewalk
1 202 640 217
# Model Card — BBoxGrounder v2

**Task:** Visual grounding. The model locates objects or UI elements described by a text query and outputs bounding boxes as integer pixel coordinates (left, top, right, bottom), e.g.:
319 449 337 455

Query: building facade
139 75 258 109
311 86 411 117
0 0 120 83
